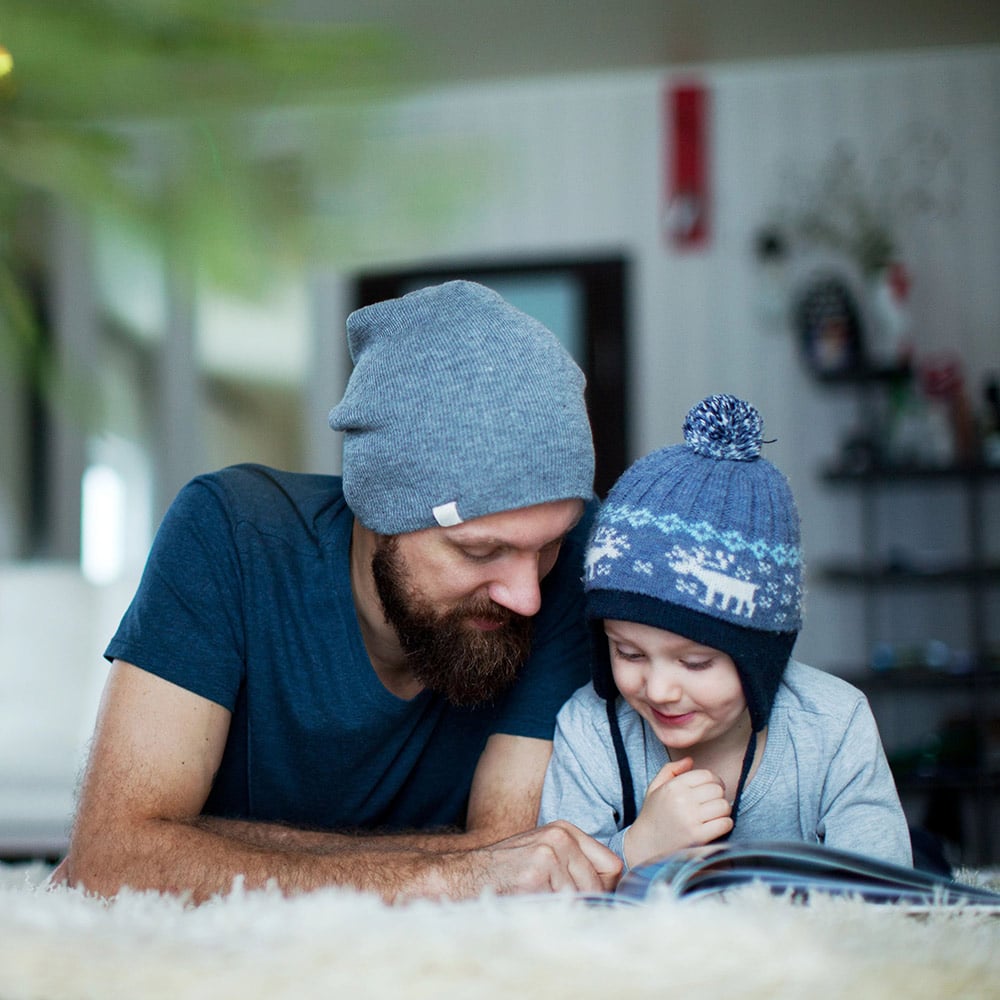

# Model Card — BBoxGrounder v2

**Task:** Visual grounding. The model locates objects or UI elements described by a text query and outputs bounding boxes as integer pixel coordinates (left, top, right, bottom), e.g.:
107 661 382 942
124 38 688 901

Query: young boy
539 394 912 869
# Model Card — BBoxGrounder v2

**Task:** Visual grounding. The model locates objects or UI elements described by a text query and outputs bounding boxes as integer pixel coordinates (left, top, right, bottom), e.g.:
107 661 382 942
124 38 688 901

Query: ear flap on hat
589 619 617 701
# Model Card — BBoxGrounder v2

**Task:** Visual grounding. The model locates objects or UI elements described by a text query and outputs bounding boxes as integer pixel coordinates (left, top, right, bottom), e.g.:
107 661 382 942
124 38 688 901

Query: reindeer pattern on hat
586 509 801 631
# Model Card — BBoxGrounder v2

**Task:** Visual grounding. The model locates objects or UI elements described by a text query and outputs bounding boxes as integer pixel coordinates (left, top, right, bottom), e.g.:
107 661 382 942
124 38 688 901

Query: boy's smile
648 707 697 727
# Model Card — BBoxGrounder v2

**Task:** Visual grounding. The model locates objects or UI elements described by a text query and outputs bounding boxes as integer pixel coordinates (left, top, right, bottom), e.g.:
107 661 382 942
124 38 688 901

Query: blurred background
2 0 999 865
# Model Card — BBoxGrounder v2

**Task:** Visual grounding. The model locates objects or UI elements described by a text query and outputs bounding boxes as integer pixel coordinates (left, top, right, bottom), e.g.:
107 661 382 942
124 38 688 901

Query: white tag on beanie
432 501 463 527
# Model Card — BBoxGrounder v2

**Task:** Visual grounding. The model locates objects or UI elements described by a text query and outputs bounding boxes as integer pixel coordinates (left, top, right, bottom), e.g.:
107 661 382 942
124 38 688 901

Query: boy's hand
623 756 733 867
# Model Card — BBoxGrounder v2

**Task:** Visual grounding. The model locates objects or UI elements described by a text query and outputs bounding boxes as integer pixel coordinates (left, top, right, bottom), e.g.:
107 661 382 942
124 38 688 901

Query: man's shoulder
548 494 597 569
572 495 600 543
196 463 341 499
533 494 596 605
187 464 346 526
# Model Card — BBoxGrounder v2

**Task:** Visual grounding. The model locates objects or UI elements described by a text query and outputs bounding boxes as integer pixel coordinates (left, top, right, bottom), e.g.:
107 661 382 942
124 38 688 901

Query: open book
606 841 1000 908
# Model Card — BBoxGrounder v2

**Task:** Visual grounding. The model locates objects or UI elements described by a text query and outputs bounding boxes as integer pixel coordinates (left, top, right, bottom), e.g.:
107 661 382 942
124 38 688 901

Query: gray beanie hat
328 280 595 534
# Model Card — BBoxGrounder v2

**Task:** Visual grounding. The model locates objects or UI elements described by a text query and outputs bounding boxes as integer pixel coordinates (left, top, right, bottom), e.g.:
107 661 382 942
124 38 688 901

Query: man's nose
487 553 543 618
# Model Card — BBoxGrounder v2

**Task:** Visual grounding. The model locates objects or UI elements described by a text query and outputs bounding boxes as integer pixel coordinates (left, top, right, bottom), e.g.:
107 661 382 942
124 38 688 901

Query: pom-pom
682 394 763 461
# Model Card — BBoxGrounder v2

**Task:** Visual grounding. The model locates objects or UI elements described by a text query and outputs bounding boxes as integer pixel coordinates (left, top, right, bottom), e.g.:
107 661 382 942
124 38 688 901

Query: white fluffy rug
2 863 999 1000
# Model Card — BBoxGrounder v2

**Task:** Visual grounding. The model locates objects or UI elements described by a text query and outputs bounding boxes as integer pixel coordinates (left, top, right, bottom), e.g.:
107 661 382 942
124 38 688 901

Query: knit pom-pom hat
586 393 803 731
585 394 804 829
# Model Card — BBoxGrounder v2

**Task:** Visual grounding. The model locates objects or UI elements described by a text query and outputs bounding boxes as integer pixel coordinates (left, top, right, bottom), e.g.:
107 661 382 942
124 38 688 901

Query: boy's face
605 619 749 754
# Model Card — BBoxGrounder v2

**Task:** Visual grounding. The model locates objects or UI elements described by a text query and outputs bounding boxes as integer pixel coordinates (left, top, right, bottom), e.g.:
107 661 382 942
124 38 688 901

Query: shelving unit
819 459 1000 864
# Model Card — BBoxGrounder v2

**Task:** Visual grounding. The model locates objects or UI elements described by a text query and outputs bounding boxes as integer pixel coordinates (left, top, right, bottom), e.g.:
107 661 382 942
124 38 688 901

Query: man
60 280 621 902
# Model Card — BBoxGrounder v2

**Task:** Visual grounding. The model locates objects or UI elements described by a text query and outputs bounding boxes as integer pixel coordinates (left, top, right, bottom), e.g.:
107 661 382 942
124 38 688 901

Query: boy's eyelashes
609 643 646 662
608 642 717 671
680 658 715 671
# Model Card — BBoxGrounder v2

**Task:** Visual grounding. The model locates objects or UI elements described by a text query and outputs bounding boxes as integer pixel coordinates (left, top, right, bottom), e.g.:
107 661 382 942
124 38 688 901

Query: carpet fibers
2 863 998 999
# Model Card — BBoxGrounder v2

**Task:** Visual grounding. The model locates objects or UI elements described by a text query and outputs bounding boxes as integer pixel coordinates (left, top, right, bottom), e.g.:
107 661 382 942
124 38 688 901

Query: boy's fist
624 756 733 866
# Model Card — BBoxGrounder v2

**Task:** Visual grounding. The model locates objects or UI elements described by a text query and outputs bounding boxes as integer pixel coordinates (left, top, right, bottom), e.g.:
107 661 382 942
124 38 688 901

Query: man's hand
455 821 622 897
623 756 733 867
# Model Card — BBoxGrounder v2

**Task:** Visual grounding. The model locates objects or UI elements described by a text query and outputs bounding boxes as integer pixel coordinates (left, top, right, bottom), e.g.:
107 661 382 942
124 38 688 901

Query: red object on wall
664 81 710 249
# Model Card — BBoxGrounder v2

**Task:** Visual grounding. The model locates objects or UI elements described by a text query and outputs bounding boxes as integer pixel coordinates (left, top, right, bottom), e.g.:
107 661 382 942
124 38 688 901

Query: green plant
0 0 402 412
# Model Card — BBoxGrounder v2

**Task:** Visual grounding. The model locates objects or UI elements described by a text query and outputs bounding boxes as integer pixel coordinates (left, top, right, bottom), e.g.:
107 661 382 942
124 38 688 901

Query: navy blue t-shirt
105 464 594 832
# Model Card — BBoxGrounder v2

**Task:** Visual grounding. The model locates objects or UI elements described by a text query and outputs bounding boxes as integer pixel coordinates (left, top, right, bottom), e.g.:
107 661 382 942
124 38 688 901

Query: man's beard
371 535 534 707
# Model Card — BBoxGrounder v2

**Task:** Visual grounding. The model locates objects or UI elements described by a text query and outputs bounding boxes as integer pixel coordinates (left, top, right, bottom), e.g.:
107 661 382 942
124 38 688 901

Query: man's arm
196 734 555 853
467 732 550 839
61 661 620 902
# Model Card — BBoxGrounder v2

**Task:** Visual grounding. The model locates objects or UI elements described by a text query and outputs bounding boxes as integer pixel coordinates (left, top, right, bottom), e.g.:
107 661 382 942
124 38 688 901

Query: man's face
371 499 583 707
